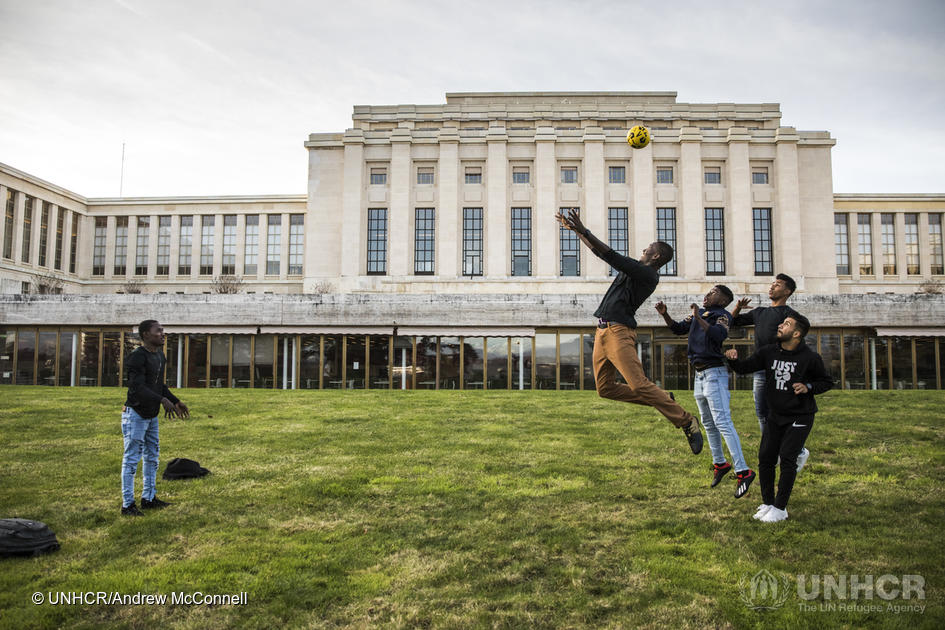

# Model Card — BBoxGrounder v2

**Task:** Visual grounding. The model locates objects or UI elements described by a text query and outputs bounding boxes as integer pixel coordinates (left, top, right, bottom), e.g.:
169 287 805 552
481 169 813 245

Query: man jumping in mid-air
556 208 703 455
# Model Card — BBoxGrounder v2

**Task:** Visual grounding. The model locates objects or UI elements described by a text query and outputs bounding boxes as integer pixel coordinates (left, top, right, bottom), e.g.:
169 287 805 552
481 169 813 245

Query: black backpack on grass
0 518 60 557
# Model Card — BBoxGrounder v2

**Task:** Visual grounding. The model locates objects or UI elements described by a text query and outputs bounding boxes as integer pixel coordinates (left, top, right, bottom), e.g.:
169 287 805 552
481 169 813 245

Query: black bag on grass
0 518 60 557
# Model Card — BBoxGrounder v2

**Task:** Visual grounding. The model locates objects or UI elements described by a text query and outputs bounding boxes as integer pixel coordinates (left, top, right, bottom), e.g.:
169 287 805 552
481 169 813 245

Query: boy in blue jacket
656 286 755 498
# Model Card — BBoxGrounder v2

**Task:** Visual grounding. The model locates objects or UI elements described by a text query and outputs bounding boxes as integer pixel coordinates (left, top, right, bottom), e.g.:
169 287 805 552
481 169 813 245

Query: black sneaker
141 497 171 509
121 502 144 516
734 469 756 498
669 392 675 401
711 462 732 488
681 417 703 454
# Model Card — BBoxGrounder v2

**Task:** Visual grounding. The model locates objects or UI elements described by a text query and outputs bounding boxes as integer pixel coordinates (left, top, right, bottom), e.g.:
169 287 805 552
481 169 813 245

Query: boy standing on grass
725 314 833 523
655 286 756 498
556 208 704 455
120 320 189 516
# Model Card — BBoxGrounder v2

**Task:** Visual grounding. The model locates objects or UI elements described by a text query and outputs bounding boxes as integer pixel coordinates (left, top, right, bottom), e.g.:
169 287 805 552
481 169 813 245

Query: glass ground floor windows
0 327 940 391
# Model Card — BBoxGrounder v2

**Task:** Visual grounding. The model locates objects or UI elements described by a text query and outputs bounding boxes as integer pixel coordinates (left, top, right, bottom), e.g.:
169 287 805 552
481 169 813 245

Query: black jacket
124 347 179 418
727 341 833 424
592 249 659 329
667 306 732 367
732 305 801 349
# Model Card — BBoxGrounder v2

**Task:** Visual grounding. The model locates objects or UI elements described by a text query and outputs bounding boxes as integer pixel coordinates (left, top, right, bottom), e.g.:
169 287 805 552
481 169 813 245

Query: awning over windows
396 327 536 337
259 326 394 335
162 326 260 334
874 327 945 337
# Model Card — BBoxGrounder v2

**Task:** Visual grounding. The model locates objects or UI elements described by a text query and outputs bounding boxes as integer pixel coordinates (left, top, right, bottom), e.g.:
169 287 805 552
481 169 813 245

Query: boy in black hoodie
725 313 833 522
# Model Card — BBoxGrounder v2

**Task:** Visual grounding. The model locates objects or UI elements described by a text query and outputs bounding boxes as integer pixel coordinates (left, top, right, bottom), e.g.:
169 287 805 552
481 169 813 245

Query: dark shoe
711 462 732 487
121 503 144 516
681 417 703 455
669 392 675 401
141 497 171 509
734 469 756 498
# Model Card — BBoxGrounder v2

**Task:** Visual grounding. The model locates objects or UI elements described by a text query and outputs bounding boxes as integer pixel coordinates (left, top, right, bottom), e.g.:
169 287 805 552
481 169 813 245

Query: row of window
4 328 940 392
366 165 771 187
366 206 774 277
2 189 79 274
92 214 304 277
834 213 944 276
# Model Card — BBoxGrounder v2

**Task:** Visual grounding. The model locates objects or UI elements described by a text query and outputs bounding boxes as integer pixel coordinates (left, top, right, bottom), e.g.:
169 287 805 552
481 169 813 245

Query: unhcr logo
739 569 792 610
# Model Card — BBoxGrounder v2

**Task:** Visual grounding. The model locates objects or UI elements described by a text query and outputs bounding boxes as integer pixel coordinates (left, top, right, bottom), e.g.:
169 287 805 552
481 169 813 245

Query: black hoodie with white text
726 341 834 424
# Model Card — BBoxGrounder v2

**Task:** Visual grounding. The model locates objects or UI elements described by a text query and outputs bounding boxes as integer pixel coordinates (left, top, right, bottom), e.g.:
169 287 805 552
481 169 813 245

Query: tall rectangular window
156 216 170 275
414 208 435 275
930 214 944 275
38 201 50 267
367 208 387 275
464 167 482 184
880 213 896 275
904 214 919 275
752 168 769 184
857 213 873 275
512 167 530 184
752 208 773 275
266 214 280 275
608 207 629 277
656 167 674 184
560 166 577 184
69 212 78 274
21 195 34 263
93 217 107 276
369 168 387 185
463 207 483 277
135 216 149 275
244 215 259 275
704 167 721 184
559 207 580 276
114 216 128 275
178 215 193 275
200 215 215 275
54 207 65 270
608 166 626 184
834 213 850 275
221 215 236 275
511 207 531 276
3 189 15 259
705 207 725 275
656 208 677 276
417 166 434 185
288 214 304 275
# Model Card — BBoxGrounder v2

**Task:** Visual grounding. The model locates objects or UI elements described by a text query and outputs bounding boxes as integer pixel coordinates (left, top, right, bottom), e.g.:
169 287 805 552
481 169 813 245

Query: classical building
1 92 943 391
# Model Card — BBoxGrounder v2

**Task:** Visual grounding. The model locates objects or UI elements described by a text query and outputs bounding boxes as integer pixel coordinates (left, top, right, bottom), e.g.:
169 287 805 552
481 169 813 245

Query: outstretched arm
556 208 610 256
725 347 765 375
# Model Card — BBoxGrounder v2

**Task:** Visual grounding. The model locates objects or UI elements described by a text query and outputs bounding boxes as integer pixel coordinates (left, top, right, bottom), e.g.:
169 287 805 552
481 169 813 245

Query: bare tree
120 279 143 294
31 273 65 295
310 281 334 294
212 274 244 294
918 279 944 295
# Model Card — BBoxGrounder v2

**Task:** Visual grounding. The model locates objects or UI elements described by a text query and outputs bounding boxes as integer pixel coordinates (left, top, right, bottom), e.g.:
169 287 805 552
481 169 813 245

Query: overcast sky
1 0 943 198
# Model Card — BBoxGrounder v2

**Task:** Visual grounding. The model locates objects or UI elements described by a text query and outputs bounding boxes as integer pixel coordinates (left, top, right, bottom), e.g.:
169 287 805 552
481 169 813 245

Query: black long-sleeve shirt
732 305 801 349
727 342 834 424
592 249 659 329
667 306 732 368
124 346 179 418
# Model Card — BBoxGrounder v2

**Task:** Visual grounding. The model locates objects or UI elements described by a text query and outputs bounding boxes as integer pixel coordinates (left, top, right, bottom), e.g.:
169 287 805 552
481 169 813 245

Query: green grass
1 387 943 629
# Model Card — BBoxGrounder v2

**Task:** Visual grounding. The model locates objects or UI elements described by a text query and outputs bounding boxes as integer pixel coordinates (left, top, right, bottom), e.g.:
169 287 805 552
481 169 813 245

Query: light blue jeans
693 366 748 472
753 371 768 434
121 407 160 507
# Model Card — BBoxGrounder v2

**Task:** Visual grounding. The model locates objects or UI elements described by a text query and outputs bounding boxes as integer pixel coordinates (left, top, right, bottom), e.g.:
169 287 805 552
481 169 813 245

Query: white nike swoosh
791 422 807 428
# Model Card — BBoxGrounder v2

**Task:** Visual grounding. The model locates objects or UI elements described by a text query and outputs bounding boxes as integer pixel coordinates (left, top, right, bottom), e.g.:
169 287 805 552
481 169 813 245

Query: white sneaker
760 507 789 523
796 448 810 473
753 504 773 520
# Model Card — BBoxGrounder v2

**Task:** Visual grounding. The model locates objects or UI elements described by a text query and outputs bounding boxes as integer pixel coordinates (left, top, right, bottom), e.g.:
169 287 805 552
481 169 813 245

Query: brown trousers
593 323 694 428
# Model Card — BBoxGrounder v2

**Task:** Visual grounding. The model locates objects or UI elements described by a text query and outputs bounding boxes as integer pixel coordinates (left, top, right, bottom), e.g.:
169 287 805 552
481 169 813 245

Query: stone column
918 212 932 277
679 128 703 280
389 127 412 278
341 132 364 278
439 131 460 278
534 126 556 278
630 142 655 258
280 213 290 280
104 215 116 280
583 127 606 278
12 192 25 266
169 214 180 282
774 127 802 278
485 127 508 278
61 209 73 277
727 128 753 281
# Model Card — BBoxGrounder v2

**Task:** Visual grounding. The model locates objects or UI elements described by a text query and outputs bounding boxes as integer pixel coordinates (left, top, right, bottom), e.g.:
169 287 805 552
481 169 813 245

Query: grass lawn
1 386 943 629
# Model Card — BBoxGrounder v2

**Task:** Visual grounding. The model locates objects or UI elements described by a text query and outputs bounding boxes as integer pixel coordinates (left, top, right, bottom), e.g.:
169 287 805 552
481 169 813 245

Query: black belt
693 363 723 372
598 319 630 329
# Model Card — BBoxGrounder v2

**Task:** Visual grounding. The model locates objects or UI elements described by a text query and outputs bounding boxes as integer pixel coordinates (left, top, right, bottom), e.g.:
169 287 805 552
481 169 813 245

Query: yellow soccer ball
627 125 650 149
